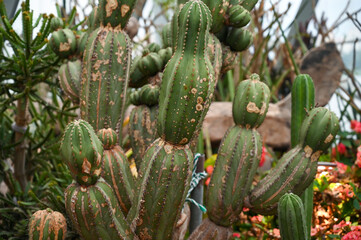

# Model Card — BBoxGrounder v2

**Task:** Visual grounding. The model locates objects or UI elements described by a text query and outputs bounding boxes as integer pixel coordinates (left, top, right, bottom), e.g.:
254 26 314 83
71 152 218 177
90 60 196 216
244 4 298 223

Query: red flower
342 230 361 240
232 233 241 238
351 120 361 134
336 161 348 174
259 146 267 167
356 146 361 168
206 165 214 175
332 143 347 156
205 177 211 186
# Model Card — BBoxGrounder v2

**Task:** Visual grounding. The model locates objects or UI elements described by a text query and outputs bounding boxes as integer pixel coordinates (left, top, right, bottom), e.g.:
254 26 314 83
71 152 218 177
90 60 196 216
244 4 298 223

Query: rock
203 102 291 149
300 42 343 106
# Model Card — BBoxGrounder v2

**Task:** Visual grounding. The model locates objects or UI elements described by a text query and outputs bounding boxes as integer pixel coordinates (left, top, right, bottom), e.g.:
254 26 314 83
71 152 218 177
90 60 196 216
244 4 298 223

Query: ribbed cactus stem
278 193 308 240
291 74 315 239
157 0 215 145
29 208 67 240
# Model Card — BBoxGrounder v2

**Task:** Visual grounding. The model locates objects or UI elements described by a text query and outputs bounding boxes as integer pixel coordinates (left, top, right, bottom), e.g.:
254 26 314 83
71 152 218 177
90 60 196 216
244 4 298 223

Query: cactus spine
278 193 307 240
29 208 67 240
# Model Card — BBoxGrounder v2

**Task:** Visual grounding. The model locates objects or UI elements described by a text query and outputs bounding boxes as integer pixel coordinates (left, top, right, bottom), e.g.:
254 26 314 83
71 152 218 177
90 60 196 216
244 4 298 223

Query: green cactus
29 208 67 240
50 17 64 32
65 179 134 239
232 74 270 129
205 74 269 227
241 0 259 11
97 128 135 215
80 20 131 139
161 23 172 48
98 0 137 29
49 29 77 58
60 120 103 186
220 44 238 74
138 52 163 76
58 60 81 104
278 193 308 240
247 107 339 215
208 33 223 83
225 27 253 52
76 31 88 58
157 0 215 145
158 47 173 66
202 0 227 33
291 74 315 240
128 138 193 239
227 5 251 28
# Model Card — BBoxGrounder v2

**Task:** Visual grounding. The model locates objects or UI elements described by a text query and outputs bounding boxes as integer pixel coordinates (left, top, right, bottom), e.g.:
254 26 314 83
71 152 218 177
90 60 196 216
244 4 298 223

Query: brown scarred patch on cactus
121 4 130 17
304 145 312 157
59 42 71 52
246 102 260 113
105 0 118 17
324 134 334 143
29 208 67 240
311 150 322 162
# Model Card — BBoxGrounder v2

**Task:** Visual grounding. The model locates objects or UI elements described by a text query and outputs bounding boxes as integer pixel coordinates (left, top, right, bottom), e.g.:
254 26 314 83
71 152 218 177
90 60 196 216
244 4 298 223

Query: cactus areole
157 0 216 145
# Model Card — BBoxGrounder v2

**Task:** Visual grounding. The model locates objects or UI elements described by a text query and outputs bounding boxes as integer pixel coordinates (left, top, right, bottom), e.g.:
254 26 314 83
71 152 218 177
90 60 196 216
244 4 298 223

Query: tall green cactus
291 74 315 239
80 0 135 141
278 193 308 240
157 0 215 146
205 74 270 227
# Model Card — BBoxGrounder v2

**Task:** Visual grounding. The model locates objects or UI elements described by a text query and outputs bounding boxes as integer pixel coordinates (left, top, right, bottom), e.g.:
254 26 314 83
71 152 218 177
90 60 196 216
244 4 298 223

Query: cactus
227 5 251 28
80 0 134 140
201 0 227 34
65 179 134 239
220 44 238 73
225 27 253 52
291 74 315 239
278 193 307 240
157 0 215 145
232 74 270 129
29 208 67 240
246 107 339 215
204 74 269 227
49 29 77 58
98 128 135 215
129 85 160 167
128 138 193 239
60 119 103 186
50 17 64 32
58 60 81 104
207 33 223 83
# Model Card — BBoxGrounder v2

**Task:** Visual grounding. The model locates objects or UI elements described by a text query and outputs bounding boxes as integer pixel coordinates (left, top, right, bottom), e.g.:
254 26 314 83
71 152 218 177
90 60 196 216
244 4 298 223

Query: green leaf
328 234 341 239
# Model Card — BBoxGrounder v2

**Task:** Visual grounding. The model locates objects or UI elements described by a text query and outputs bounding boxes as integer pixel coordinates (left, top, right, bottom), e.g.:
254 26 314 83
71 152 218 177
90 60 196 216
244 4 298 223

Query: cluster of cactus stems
28 0 341 239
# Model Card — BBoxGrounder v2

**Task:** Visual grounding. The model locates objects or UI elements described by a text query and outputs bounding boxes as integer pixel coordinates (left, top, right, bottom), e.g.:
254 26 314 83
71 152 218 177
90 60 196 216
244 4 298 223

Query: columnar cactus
157 0 215 146
29 208 67 240
80 0 136 141
278 193 308 240
189 74 270 239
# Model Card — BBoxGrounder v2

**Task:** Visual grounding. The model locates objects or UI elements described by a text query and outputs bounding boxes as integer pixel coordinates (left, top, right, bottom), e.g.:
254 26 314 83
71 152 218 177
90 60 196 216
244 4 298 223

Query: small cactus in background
29 208 67 240
278 193 308 240
129 85 160 167
49 29 77 58
58 59 81 104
